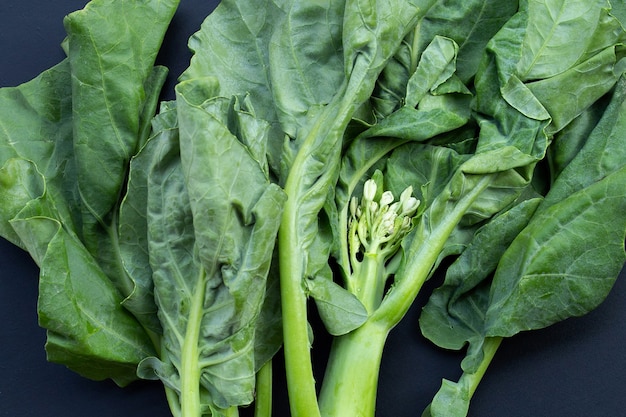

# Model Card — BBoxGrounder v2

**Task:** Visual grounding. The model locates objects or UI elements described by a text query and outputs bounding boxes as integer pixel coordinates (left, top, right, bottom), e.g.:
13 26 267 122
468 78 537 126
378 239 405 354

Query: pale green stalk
180 269 207 417
318 320 389 417
279 83 355 417
254 360 273 417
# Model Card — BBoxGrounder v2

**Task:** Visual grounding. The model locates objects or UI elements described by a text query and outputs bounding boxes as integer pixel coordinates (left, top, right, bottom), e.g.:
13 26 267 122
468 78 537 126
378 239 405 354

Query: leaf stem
180 269 206 417
355 252 386 313
461 337 503 397
254 360 273 417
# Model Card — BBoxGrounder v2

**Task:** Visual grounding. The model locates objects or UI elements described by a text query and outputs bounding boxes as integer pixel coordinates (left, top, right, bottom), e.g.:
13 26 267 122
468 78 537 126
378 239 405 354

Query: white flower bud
402 197 420 215
380 210 397 236
350 196 359 219
400 186 413 202
380 190 394 207
399 186 420 215
363 179 377 202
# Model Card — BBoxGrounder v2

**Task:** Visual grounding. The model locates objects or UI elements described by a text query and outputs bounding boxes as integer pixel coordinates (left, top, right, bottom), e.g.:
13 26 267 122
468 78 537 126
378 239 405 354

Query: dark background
1 1 625 416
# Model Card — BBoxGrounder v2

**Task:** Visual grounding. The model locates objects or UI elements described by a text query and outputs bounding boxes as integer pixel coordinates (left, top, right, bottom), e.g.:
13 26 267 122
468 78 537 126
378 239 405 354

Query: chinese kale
1 0 625 416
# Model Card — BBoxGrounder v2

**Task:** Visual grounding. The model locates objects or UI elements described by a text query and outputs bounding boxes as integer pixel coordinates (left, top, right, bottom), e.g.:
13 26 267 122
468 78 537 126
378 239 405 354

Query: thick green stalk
318 320 389 417
278 201 322 417
279 28 418 413
278 92 352 417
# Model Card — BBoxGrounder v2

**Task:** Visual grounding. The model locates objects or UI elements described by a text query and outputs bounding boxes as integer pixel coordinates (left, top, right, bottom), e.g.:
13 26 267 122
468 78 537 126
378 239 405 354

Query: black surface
1 2 625 416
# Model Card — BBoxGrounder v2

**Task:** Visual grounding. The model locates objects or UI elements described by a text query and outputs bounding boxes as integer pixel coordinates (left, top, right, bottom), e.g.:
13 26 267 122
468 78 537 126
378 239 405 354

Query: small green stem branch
354 252 386 313
460 337 503 398
318 320 389 417
254 360 273 417
164 380 182 417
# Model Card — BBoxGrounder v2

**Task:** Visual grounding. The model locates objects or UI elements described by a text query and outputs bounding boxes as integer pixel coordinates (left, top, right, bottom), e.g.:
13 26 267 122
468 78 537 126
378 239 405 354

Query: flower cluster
348 178 420 264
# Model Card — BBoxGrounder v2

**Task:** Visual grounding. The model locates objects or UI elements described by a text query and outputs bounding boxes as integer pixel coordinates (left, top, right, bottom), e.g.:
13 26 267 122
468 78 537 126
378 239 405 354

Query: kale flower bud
348 178 421 263
363 179 377 202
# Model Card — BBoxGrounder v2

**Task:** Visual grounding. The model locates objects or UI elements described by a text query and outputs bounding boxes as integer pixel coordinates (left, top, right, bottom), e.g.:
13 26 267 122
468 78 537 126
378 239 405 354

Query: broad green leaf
0 61 72 174
64 0 179 224
355 36 472 142
268 0 345 138
526 40 625 133
419 198 541 368
548 94 610 178
182 0 286 173
417 0 519 83
38 226 156 387
0 61 79 239
516 0 614 80
542 75 626 208
12 201 155 386
486 166 626 336
140 77 287 411
117 105 181 335
342 0 430 102
485 76 626 336
357 105 470 142
405 36 461 107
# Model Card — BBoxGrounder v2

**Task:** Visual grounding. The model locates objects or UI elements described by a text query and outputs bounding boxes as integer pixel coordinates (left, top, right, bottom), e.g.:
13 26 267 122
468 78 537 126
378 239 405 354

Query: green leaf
16 205 155 386
0 61 79 241
417 0 519 83
64 0 179 224
548 94 610 178
488 80 626 335
516 0 615 80
342 0 431 101
357 105 470 142
139 77 287 411
419 198 541 369
117 105 181 335
486 166 626 336
182 0 286 173
306 276 369 336
484 79 626 336
405 36 461 108
268 0 346 137
526 39 625 134
542 75 626 207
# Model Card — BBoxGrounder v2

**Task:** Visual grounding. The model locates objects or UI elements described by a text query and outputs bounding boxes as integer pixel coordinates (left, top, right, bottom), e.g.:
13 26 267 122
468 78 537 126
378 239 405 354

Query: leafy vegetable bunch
1 0 626 416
